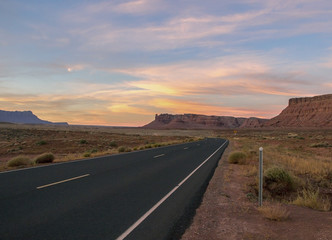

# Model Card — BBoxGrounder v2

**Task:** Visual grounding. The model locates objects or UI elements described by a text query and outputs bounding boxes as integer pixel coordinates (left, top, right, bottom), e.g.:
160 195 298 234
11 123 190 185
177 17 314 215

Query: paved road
0 138 228 240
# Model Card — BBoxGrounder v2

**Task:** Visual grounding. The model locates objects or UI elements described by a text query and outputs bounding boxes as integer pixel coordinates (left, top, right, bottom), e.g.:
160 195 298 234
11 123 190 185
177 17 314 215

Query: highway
0 138 228 240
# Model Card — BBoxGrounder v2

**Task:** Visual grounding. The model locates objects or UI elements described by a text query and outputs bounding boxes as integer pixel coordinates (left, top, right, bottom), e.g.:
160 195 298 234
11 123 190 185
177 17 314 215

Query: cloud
114 54 313 98
63 0 332 54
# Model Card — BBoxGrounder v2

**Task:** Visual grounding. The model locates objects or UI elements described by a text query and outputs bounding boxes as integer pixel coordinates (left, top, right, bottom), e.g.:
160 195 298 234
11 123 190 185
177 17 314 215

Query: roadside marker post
259 147 263 207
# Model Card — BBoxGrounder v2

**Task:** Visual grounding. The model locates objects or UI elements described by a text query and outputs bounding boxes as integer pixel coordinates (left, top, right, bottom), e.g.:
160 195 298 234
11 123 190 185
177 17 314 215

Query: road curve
0 138 228 240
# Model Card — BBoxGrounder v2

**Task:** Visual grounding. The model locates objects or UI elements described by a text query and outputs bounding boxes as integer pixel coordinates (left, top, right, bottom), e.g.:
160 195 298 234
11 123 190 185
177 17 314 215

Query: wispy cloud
1 0 332 125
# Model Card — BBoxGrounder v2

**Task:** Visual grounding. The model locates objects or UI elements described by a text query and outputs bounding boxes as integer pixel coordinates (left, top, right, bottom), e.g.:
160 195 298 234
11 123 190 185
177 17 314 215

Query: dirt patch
181 142 332 240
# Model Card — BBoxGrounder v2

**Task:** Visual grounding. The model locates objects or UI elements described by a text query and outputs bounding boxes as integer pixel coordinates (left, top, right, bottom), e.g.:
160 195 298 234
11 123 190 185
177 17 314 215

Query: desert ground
0 123 201 171
1 124 331 239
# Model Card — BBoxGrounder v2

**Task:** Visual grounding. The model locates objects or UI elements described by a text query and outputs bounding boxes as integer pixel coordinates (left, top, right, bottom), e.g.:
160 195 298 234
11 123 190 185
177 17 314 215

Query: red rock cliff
263 94 332 128
144 113 257 129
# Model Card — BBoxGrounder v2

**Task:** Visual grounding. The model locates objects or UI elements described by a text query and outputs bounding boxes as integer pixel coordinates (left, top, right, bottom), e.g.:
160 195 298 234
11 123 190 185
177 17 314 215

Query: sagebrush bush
7 156 32 167
228 151 247 164
34 153 55 164
264 167 295 196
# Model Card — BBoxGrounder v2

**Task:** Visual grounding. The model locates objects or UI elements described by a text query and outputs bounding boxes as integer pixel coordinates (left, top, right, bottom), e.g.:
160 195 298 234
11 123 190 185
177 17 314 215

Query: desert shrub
310 142 330 148
145 144 152 149
264 167 295 196
293 188 331 211
34 153 55 164
118 146 126 152
7 156 32 167
258 203 290 221
109 140 117 147
228 151 247 164
83 152 91 158
125 148 132 152
79 139 87 144
90 149 98 153
36 140 47 146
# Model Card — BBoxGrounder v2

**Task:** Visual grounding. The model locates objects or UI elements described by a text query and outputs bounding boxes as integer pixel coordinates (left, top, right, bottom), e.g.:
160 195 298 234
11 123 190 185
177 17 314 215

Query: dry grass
217 129 332 211
258 203 290 221
0 124 202 171
228 151 247 164
293 188 331 211
7 156 32 167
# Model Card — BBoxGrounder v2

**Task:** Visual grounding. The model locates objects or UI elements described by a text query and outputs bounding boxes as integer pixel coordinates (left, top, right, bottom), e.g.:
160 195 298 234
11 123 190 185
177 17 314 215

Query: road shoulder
181 141 332 240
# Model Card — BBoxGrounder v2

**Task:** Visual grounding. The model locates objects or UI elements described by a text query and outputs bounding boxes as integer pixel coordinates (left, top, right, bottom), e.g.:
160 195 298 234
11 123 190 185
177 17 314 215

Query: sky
1 0 332 126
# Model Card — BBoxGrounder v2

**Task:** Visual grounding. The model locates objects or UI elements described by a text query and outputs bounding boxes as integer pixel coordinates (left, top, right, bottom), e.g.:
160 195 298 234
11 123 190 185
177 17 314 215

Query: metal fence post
259 147 263 207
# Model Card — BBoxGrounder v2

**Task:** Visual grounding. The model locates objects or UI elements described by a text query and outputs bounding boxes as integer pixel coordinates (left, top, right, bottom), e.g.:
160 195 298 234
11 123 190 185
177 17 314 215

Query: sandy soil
181 142 332 240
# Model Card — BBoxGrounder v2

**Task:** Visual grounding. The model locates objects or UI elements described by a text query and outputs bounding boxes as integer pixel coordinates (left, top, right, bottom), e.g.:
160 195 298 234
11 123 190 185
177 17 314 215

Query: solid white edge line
116 140 228 240
36 174 90 189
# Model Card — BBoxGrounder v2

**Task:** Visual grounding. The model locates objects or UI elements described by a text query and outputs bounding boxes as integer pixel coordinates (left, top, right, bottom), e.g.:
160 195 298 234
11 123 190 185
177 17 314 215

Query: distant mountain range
144 94 332 129
0 110 68 125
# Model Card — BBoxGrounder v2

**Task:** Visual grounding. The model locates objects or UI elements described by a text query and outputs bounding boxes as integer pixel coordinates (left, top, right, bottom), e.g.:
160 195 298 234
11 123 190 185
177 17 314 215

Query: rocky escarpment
143 94 332 129
143 114 267 129
263 94 332 128
0 110 68 125
239 117 269 128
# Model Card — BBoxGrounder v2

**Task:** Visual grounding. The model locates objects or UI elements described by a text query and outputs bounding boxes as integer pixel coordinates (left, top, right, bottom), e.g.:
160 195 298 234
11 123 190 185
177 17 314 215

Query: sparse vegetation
310 142 330 148
36 140 47 146
109 140 117 147
79 139 88 144
0 124 196 172
293 187 331 211
118 146 126 152
258 203 290 221
264 166 295 196
7 156 32 167
228 151 247 164
83 152 91 158
228 129 331 213
34 153 55 164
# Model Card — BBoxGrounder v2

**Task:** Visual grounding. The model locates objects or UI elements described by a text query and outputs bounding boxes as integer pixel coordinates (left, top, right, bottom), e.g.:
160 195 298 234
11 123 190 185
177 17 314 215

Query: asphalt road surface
0 138 228 240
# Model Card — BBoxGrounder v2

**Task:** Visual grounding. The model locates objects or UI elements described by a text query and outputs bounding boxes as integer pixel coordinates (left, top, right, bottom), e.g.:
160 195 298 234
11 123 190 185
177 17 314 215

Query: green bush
79 139 87 144
36 140 47 146
7 156 32 167
109 140 118 147
83 152 91 158
228 151 247 164
264 167 295 196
